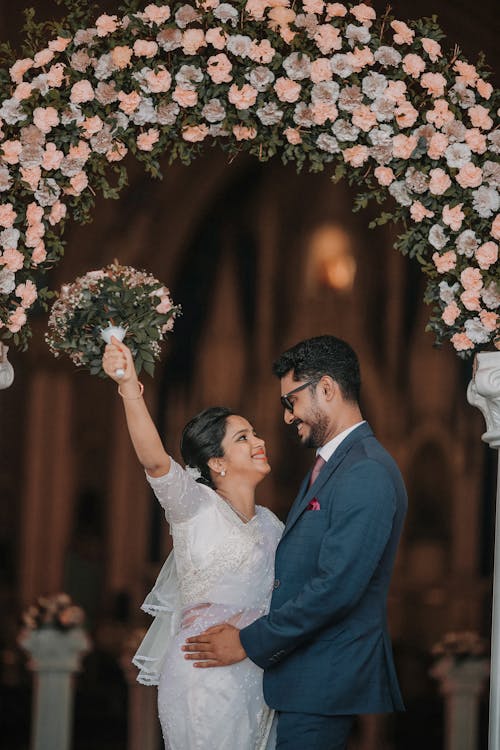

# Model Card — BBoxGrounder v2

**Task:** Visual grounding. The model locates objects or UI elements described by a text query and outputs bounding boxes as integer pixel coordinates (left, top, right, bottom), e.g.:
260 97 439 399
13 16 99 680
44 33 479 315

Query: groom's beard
302 410 329 449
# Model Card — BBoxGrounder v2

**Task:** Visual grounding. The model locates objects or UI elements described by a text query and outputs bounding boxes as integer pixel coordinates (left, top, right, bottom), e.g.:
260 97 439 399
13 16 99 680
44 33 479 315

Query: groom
184 335 407 749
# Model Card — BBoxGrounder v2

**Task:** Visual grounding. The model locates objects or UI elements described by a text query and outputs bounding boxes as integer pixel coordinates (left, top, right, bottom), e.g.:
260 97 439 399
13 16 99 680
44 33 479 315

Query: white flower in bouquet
45 261 180 377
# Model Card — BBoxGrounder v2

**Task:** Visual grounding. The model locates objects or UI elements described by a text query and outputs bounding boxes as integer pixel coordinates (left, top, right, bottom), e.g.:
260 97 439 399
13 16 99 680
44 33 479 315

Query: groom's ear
319 375 336 402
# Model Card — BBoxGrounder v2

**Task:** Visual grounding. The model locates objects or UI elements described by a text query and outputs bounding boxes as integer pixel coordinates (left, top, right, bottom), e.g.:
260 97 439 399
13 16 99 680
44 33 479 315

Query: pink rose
33 48 55 68
442 302 460 326
48 36 71 52
475 241 498 270
182 125 209 143
476 79 493 100
453 60 478 86
426 99 454 128
111 46 133 69
133 40 158 58
427 133 448 159
205 28 227 51
46 63 65 88
118 91 141 114
70 80 94 104
143 4 171 24
374 167 395 187
137 128 160 151
343 145 369 167
1 140 21 165
26 203 43 225
310 59 332 83
245 0 267 20
156 297 173 314
33 106 59 134
182 29 206 55
1 248 24 272
348 47 374 70
491 215 500 241
0 203 16 228
284 127 302 145
391 20 414 45
49 201 67 226
402 54 426 78
432 250 456 273
274 77 301 103
228 83 258 110
69 172 88 195
7 306 27 333
232 125 257 141
81 116 103 138
144 68 172 93
421 38 442 62
9 58 33 84
468 104 493 131
32 242 47 265
429 168 452 196
464 128 487 154
421 72 447 97
395 101 419 128
106 142 128 162
461 267 483 291
350 3 376 25
385 80 407 104
392 134 418 160
207 53 232 84
68 141 91 161
326 3 348 18
26 224 45 248
451 332 474 352
248 40 274 64
42 142 64 171
442 203 465 232
314 25 342 55
455 163 483 189
16 280 37 307
20 167 42 191
13 82 33 100
460 290 481 311
410 201 434 222
96 13 119 36
172 87 198 108
352 106 377 132
303 0 324 12
312 102 338 126
479 310 498 332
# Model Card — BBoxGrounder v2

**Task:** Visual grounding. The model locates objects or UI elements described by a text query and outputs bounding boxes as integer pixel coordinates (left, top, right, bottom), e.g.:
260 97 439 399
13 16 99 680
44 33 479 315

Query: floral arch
0 0 498 356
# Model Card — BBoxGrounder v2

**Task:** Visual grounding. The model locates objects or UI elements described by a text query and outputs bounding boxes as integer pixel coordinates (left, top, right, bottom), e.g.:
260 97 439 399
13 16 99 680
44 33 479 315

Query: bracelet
118 381 144 399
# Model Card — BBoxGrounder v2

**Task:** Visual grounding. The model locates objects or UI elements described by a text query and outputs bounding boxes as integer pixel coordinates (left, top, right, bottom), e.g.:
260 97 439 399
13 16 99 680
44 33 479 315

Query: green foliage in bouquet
46 261 180 377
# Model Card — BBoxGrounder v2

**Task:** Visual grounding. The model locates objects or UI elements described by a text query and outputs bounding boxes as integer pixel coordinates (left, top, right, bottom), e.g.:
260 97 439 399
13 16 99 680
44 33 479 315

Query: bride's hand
102 336 136 384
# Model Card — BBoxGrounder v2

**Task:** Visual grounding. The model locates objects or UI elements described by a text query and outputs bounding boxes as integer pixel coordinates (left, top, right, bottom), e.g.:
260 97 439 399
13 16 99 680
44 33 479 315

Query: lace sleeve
145 459 213 524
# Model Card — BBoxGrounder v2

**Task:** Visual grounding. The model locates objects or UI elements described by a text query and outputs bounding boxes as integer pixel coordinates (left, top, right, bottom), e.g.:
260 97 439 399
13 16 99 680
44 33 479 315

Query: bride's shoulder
257 505 285 532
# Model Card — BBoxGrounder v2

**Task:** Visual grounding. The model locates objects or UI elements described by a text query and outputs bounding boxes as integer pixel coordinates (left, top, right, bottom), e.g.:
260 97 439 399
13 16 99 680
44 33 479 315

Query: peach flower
392 134 418 160
133 40 159 58
207 54 232 84
274 77 301 103
284 127 302 145
69 141 91 161
374 167 395 186
245 0 267 20
9 58 33 84
70 80 94 104
455 163 483 189
172 87 198 108
432 250 456 273
453 60 478 86
205 28 227 51
26 203 43 225
33 48 55 68
410 201 434 222
182 125 209 143
350 3 376 25
144 4 171 23
442 204 465 232
352 106 377 132
32 242 47 265
49 201 67 226
395 101 418 128
476 79 493 100
326 3 348 17
442 302 460 326
426 99 454 128
232 125 257 141
491 215 500 241
106 142 128 162
303 0 325 12
460 290 481 311
479 310 498 332
13 82 33 100
96 14 119 36
343 145 369 167
46 63 66 88
48 36 71 52
391 20 414 45
451 332 474 351
429 168 452 195
228 83 258 110
385 80 407 104
468 105 493 131
313 26 342 55
20 167 42 191
312 102 338 126
7 306 27 333
0 204 16 228
182 29 206 55
461 267 483 291
1 248 24 271
81 116 104 138
420 72 447 97
249 40 275 64
1 140 22 165
111 46 133 69
33 106 59 134
26 224 45 248
349 47 374 70
118 91 141 114
427 133 448 159
145 68 172 94
16 280 37 307
402 53 425 78
310 59 332 83
475 241 498 270
137 128 160 151
421 38 442 62
69 172 88 195
464 128 487 154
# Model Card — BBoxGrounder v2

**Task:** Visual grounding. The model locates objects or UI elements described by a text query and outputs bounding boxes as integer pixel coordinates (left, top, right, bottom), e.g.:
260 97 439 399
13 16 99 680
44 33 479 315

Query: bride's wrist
118 380 144 399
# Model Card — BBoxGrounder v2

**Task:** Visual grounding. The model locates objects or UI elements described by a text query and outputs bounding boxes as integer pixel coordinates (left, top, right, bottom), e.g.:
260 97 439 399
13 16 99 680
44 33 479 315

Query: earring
220 469 226 477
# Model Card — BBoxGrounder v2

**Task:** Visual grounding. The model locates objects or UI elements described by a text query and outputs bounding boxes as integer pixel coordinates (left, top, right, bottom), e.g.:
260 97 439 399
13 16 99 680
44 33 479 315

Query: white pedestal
19 627 91 750
120 649 161 750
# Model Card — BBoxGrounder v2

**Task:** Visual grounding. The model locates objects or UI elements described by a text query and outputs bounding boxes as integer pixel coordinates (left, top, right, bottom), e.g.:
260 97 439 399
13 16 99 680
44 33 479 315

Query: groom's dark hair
273 335 361 403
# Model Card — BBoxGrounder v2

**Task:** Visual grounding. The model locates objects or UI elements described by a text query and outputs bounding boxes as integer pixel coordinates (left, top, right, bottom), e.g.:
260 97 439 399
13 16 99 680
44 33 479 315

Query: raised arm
102 337 170 478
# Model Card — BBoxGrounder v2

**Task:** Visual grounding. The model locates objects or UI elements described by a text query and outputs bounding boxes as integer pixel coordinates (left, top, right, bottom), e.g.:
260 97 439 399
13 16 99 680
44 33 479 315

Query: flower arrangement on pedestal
432 630 489 662
0 1 498 356
21 592 85 632
46 261 180 377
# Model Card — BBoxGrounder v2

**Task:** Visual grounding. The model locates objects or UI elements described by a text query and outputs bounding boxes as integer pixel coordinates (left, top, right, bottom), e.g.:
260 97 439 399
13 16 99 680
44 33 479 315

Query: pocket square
306 499 321 511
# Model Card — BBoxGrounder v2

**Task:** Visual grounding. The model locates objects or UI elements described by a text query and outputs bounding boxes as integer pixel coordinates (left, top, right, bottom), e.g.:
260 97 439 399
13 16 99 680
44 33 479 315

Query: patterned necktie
308 455 326 488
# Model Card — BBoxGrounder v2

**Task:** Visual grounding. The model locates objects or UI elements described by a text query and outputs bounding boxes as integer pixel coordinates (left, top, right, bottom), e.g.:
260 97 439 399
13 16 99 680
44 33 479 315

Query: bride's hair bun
180 406 235 489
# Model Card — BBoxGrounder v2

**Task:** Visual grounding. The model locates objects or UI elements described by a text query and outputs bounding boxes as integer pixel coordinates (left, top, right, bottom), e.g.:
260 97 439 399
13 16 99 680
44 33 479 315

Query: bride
102 338 283 750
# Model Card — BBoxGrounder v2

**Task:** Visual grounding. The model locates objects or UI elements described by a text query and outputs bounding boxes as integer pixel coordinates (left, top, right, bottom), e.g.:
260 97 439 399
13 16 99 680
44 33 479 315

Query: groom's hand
182 623 247 667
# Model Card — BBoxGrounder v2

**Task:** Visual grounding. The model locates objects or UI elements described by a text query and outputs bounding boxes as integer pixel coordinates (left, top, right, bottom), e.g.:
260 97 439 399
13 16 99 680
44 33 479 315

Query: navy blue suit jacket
240 423 407 715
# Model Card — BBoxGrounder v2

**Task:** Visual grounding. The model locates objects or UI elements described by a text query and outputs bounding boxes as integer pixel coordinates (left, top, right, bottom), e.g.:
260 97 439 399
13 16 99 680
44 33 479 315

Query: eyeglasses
280 380 316 413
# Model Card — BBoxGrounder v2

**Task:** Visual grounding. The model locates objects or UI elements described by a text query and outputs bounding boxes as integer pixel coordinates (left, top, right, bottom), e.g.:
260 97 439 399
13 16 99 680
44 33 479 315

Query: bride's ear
208 457 225 476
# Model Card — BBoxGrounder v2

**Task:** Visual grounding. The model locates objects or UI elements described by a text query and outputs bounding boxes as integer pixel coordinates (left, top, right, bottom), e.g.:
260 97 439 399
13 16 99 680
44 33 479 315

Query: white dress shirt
317 421 366 463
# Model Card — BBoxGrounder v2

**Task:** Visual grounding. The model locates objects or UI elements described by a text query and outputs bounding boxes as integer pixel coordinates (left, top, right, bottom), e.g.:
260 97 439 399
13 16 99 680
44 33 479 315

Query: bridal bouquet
21 593 85 632
46 262 180 377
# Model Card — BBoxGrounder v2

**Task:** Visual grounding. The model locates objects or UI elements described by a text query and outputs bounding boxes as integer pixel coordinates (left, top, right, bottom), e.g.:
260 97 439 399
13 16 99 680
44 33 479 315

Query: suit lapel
282 422 373 538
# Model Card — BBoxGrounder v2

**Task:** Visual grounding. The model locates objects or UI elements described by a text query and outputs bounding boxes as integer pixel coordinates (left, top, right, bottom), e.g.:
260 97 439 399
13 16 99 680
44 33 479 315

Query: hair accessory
118 381 144 399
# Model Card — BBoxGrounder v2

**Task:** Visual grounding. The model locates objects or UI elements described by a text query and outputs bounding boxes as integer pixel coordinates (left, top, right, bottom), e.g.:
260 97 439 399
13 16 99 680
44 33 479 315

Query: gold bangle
118 381 144 399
